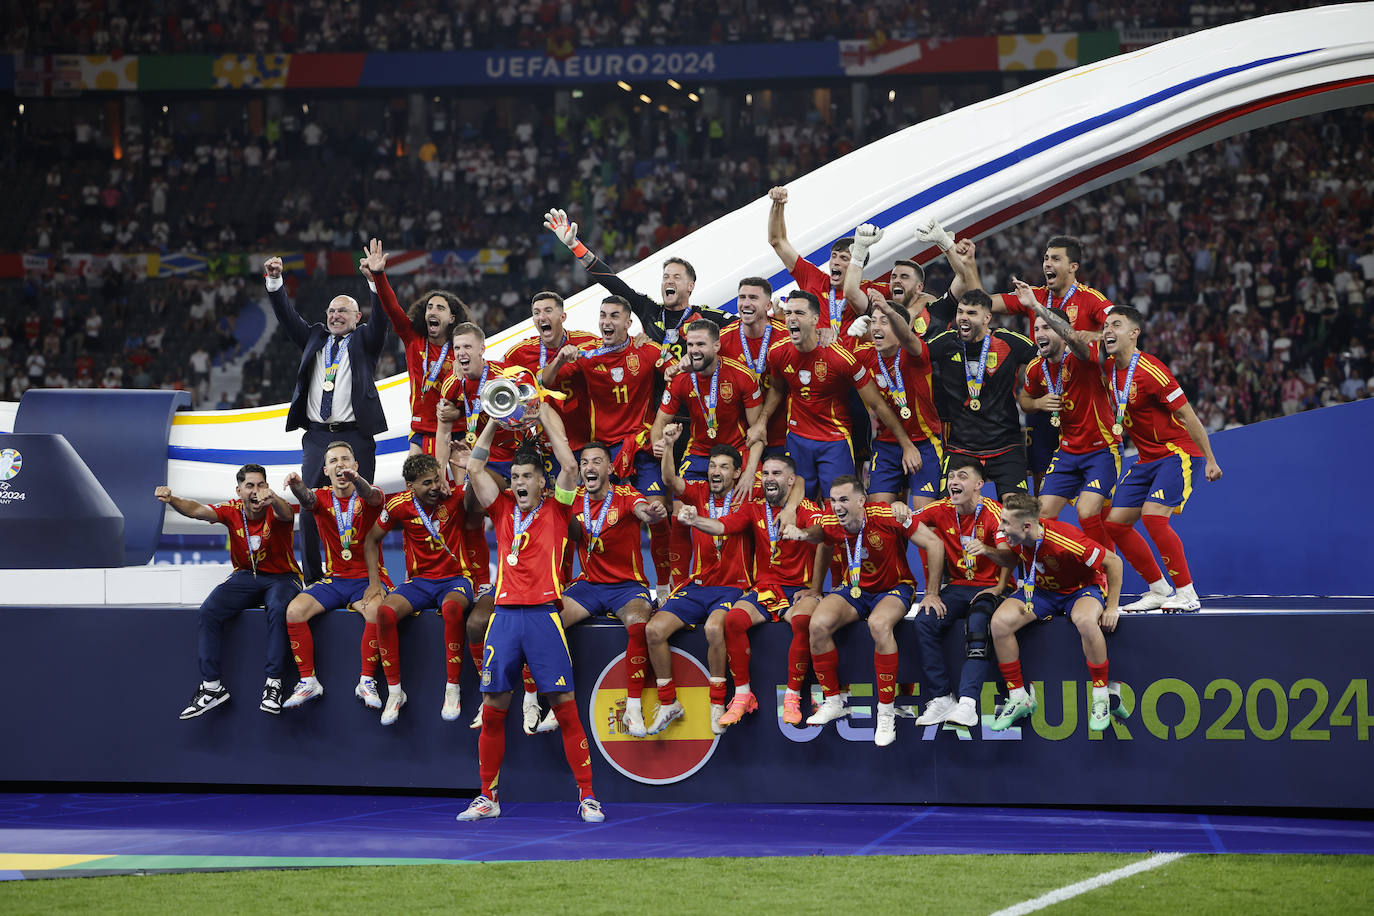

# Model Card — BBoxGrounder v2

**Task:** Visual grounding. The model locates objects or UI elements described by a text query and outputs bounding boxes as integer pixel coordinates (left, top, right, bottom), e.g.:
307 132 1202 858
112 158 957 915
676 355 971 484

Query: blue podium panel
15 388 190 566
2 605 1370 808
0 434 123 568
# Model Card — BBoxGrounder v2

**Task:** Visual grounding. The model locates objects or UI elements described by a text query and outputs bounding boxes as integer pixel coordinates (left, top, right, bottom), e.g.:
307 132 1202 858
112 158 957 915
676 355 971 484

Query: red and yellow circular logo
588 648 719 785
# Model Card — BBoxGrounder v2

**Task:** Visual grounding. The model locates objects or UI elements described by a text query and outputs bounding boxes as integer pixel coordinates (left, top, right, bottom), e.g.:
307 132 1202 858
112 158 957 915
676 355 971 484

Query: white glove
543 208 579 249
849 223 884 266
846 315 872 338
914 216 955 252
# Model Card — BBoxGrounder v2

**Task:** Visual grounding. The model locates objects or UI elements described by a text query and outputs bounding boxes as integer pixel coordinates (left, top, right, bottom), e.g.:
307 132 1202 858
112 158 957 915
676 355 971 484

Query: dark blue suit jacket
267 282 390 436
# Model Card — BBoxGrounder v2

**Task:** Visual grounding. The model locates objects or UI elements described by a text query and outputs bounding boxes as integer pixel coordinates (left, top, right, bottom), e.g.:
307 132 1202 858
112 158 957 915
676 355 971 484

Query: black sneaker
179 683 230 720
260 680 284 715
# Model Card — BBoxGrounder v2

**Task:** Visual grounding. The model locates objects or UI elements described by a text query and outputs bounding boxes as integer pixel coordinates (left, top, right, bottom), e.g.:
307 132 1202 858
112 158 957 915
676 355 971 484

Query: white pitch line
987 852 1187 916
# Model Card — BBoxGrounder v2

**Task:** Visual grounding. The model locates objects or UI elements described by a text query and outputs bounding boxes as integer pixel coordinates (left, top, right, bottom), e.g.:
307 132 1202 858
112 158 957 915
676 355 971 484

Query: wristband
571 239 588 259
265 275 283 292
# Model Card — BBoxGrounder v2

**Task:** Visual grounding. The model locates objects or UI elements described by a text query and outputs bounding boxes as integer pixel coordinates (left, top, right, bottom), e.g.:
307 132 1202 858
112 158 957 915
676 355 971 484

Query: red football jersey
504 330 600 450
819 501 915 591
853 342 941 446
790 256 883 331
1095 344 1202 463
679 481 752 589
439 362 519 463
718 318 789 450
463 517 491 587
765 340 870 442
572 484 649 585
1024 348 1118 454
307 487 392 584
1012 518 1108 595
998 283 1113 332
491 488 577 605
374 274 454 436
719 498 823 590
555 340 660 445
912 497 1007 588
660 357 762 457
377 487 469 581
211 501 301 576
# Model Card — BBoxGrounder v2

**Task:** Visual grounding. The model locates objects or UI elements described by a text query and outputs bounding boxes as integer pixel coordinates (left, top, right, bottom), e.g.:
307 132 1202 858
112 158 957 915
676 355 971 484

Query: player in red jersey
749 290 919 499
157 465 301 720
504 290 600 460
909 457 1014 728
280 441 391 711
1015 289 1121 552
364 454 474 727
677 453 827 731
1098 306 1223 613
560 441 669 737
986 494 1123 732
457 403 605 824
718 277 790 457
841 223 936 321
782 476 945 747
368 240 464 457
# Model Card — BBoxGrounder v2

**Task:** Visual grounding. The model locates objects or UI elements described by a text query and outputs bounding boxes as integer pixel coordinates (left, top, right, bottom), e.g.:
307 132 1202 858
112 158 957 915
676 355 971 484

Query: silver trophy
480 372 542 431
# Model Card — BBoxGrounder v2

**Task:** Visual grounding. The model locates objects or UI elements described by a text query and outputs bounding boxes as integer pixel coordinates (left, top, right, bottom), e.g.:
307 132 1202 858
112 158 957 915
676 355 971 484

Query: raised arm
154 485 218 523
465 419 502 509
263 256 310 347
357 251 391 356
1019 279 1092 361
364 239 415 343
544 207 659 329
283 471 316 510
843 223 884 312
872 291 924 359
766 186 802 272
264 482 293 522
338 467 382 507
659 422 687 497
539 402 578 492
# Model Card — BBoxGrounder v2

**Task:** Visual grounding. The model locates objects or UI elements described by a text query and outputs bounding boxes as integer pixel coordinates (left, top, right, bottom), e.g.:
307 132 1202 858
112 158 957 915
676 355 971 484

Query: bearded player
718 277 790 458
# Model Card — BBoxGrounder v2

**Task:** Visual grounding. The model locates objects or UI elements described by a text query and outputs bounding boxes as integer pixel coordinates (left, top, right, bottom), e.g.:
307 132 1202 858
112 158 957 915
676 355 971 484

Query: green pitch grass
2 854 1371 914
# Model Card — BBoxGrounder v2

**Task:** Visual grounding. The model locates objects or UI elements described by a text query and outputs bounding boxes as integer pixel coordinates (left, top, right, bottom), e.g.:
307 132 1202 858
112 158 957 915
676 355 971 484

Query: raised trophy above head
481 369 543 432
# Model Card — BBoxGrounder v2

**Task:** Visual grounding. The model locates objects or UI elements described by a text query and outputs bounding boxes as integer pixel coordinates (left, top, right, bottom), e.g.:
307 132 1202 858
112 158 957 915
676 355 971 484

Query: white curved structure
7 6 1374 532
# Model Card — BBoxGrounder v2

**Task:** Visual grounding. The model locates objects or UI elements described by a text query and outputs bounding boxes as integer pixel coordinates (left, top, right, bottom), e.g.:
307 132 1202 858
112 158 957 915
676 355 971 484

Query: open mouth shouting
1103 332 1120 354
787 320 801 343
957 318 975 341
708 470 728 493
1036 332 1053 356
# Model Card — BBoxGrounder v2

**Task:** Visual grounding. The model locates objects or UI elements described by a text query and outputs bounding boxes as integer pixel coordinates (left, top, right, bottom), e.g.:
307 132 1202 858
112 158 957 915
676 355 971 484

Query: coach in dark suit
264 253 389 582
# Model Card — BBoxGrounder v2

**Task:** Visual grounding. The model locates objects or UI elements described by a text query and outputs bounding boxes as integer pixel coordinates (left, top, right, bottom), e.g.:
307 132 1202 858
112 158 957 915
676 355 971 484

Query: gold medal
969 398 981 412
707 426 717 439
506 552 519 566
899 406 911 420
1050 413 1061 428
1024 600 1034 616
465 431 477 445
965 568 975 580
322 380 335 392
340 548 352 561
850 586 862 599
1111 422 1123 437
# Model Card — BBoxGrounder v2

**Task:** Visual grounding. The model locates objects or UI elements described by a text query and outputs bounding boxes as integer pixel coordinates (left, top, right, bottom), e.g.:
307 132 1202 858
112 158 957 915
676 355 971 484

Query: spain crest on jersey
626 353 642 374
720 381 734 402
814 361 829 382
867 531 884 549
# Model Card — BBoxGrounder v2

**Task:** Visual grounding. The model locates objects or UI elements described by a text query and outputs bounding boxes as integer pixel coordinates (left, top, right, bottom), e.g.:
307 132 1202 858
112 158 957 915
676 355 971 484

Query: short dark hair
707 444 742 469
1045 235 1083 267
601 294 631 314
579 441 613 462
402 454 440 484
510 449 544 474
531 290 564 310
881 300 911 327
892 259 925 285
959 289 994 312
1110 304 1144 331
663 256 696 282
325 440 355 457
786 289 821 316
407 289 466 338
945 454 985 479
831 237 869 268
738 276 773 296
686 318 721 341
236 463 267 484
830 474 866 494
762 453 797 473
1002 493 1041 518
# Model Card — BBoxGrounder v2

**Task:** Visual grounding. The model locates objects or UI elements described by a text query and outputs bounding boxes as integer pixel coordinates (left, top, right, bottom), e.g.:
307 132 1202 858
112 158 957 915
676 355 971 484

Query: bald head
326 295 361 334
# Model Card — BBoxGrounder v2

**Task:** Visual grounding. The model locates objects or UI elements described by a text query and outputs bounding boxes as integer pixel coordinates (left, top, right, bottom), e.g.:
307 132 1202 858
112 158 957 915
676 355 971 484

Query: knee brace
965 595 998 660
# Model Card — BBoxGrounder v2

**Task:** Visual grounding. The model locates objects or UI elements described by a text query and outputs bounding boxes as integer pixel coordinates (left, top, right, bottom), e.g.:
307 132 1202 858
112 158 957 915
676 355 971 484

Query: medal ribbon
421 341 450 391
1045 282 1078 313
412 494 461 562
511 493 545 559
964 333 992 401
462 363 489 435
323 333 351 387
538 332 569 370
579 338 630 360
875 347 909 416
707 491 732 551
843 513 866 589
582 488 614 554
827 288 845 327
689 362 720 436
764 501 781 561
332 490 358 556
738 321 772 373
1109 352 1141 429
954 501 983 575
660 307 695 359
238 500 265 577
1018 531 1045 612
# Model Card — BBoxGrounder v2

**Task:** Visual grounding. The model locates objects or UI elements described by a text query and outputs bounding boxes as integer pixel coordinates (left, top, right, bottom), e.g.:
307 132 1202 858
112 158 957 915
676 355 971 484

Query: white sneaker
874 709 897 747
623 703 647 738
945 696 979 727
1122 588 1175 612
441 683 461 721
915 694 956 726
469 706 484 730
283 678 324 709
578 797 605 823
536 708 559 733
380 688 407 726
805 695 847 726
1161 584 1202 613
648 700 684 735
710 703 725 735
522 691 541 735
355 677 382 710
456 795 500 822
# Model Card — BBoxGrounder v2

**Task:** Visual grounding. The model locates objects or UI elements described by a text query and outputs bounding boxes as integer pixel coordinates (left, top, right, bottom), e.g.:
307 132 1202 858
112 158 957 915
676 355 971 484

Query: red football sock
360 622 378 678
625 622 648 699
1142 514 1192 587
999 660 1024 691
468 640 483 674
1105 519 1162 582
874 651 899 705
1080 512 1112 553
723 606 753 688
522 664 538 695
441 600 465 684
552 699 595 800
709 678 727 705
657 678 677 705
668 520 691 587
377 605 401 686
287 620 314 678
477 705 507 800
813 648 840 698
649 519 672 589
787 615 811 692
1088 659 1109 689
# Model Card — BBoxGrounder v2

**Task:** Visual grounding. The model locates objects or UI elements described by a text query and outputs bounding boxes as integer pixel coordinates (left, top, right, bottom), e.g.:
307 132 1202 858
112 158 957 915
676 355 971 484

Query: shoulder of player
1137 352 1174 384
505 335 540 355
384 492 411 513
1025 354 1044 373
1075 285 1109 303
719 355 753 376
568 330 600 343
826 344 858 366
927 328 957 348
1043 519 1088 551
864 502 897 520
995 328 1035 346
912 498 950 519
613 483 645 501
